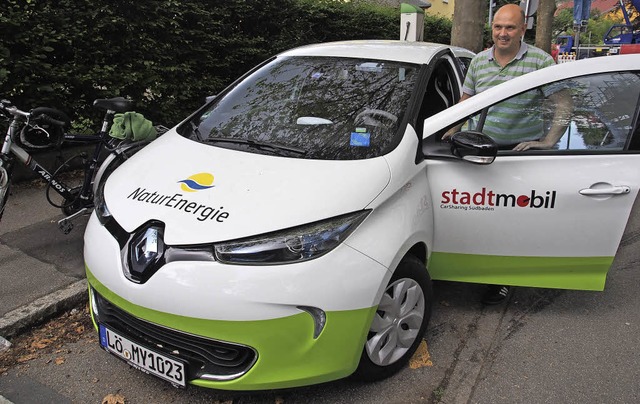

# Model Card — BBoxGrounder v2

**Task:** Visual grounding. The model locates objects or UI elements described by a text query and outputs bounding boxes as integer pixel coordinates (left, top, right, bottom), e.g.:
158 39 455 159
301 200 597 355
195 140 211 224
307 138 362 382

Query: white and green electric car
84 40 640 390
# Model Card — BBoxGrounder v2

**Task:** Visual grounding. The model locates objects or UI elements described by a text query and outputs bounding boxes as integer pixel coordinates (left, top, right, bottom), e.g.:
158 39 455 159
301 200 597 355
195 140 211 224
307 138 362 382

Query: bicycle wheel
0 164 12 222
46 153 89 215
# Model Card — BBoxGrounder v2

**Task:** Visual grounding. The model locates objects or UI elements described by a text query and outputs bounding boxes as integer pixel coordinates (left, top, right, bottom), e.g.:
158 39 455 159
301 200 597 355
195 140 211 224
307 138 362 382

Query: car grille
93 290 257 381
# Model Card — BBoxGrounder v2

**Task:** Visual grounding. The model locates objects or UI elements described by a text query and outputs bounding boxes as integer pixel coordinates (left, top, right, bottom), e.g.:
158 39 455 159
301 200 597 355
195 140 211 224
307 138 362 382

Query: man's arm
457 93 472 103
512 88 573 151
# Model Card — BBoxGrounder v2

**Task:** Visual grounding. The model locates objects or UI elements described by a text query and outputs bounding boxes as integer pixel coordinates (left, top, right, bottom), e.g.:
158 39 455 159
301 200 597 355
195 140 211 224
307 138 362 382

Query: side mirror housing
450 131 497 165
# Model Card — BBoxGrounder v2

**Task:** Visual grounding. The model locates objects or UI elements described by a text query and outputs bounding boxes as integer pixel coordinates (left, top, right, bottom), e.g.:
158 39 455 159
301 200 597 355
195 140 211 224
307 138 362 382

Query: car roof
277 40 475 65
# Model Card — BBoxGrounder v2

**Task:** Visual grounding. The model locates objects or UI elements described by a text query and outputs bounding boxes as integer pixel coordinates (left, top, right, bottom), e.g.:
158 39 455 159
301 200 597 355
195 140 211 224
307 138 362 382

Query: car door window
465 71 640 152
415 58 460 138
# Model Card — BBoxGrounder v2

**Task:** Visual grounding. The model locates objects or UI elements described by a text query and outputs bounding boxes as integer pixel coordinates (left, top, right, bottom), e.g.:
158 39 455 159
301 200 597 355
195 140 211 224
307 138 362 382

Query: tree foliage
553 8 623 45
0 0 451 127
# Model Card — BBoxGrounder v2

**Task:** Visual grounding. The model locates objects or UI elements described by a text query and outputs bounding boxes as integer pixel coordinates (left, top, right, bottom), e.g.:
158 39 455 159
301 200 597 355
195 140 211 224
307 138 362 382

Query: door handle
579 186 630 196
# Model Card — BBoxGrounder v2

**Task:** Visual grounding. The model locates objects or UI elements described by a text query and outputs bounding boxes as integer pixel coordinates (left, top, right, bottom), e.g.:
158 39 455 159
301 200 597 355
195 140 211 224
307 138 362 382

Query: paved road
0 181 86 321
0 182 639 403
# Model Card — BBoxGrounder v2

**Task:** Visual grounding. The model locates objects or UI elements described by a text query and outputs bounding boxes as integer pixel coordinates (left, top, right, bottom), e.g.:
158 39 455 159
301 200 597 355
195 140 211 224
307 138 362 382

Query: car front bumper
84 214 388 389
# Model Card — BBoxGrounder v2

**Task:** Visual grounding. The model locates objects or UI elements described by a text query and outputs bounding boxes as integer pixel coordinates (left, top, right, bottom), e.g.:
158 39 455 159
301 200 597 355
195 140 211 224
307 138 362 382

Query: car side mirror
205 95 217 104
450 131 497 165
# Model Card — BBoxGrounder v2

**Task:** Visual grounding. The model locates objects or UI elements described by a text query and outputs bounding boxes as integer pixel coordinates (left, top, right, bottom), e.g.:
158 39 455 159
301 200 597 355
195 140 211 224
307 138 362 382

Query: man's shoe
482 285 510 305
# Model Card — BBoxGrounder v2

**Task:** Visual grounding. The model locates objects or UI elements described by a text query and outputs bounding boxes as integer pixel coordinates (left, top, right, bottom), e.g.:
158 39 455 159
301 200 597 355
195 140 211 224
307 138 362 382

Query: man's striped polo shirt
462 42 555 145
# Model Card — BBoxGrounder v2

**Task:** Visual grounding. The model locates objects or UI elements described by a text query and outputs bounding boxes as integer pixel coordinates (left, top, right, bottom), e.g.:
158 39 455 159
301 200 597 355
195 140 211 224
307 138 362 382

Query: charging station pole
400 2 430 41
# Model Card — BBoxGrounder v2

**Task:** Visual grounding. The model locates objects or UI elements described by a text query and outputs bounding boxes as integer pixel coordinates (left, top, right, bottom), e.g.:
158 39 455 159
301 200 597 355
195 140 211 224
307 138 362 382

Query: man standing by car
455 3 557 304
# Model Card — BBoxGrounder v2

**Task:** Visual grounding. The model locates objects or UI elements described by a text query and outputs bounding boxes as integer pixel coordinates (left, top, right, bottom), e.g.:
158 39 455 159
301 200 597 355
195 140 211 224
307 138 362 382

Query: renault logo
123 224 166 283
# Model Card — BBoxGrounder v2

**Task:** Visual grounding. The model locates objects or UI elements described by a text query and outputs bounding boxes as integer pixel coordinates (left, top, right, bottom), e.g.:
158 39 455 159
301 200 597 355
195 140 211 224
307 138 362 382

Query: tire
351 255 433 382
0 166 11 222
46 153 87 214
0 157 14 223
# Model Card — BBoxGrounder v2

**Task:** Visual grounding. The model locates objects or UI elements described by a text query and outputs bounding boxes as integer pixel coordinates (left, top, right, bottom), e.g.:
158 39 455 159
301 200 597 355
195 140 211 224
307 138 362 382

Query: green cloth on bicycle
109 112 157 141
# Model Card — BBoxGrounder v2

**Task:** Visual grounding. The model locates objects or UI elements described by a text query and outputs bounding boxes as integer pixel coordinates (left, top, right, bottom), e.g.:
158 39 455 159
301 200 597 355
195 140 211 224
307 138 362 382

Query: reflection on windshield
553 72 639 151
465 71 639 151
180 56 419 160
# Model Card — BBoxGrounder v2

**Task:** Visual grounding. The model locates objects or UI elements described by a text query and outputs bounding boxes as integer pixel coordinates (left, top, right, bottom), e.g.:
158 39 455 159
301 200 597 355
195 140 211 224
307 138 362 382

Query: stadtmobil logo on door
440 187 557 212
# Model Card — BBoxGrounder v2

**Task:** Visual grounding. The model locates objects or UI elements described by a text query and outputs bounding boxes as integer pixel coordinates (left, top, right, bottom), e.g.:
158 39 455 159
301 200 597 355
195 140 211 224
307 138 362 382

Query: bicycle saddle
93 97 135 113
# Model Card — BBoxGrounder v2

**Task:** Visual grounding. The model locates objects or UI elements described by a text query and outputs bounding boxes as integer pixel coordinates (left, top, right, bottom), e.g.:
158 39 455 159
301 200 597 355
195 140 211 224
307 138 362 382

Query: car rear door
423 58 640 291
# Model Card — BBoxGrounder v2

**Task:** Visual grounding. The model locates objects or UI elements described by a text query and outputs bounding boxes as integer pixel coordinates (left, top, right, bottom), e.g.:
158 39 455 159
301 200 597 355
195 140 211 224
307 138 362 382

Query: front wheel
351 255 433 382
46 153 88 215
0 164 12 222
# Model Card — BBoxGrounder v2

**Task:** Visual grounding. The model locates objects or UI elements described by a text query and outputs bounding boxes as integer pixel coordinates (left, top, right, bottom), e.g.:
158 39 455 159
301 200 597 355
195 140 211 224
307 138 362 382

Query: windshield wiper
189 121 204 141
203 137 307 156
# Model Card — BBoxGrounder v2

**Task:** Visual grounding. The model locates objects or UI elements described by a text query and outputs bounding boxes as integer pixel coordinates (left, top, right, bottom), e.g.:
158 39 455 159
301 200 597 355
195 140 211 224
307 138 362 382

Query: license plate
99 324 186 388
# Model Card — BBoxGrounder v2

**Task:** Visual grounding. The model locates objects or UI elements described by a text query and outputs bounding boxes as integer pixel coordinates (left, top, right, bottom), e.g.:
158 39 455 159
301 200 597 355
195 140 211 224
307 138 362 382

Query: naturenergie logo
126 172 229 222
178 172 215 192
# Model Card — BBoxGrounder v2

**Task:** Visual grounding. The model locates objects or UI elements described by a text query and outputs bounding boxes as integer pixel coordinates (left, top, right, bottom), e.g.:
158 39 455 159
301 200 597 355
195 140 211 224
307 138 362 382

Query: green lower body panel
87 270 376 390
428 252 613 291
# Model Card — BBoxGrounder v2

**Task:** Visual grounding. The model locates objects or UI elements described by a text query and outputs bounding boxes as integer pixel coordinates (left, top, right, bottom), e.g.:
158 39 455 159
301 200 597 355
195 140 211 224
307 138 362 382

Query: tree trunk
451 0 488 53
535 0 557 54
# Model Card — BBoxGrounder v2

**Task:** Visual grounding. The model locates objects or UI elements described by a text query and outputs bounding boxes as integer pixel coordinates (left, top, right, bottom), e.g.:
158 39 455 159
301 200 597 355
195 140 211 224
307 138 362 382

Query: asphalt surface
0 177 639 403
0 179 88 339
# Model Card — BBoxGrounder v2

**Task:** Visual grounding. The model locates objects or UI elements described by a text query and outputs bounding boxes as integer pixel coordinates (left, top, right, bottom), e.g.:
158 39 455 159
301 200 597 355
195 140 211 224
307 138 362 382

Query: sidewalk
0 179 88 339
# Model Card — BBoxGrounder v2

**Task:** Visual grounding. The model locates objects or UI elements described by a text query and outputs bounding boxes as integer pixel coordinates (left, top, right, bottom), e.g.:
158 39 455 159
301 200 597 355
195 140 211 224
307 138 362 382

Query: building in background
425 0 454 18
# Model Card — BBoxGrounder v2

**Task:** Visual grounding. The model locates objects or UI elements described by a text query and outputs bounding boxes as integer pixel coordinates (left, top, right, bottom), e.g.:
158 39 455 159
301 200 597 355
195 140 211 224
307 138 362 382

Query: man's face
491 9 525 54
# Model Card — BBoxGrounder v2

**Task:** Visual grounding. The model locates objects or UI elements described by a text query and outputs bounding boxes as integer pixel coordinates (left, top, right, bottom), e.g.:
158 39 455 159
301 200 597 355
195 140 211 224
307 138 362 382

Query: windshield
179 56 420 160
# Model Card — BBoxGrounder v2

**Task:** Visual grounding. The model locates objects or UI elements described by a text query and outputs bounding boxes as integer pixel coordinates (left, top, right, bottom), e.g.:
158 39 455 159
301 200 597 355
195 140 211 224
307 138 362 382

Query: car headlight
93 142 147 225
94 178 111 224
214 210 370 265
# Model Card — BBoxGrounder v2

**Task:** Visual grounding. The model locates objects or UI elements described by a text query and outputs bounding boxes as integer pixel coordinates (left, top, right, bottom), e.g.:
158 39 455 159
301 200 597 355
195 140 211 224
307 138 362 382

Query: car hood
103 132 391 245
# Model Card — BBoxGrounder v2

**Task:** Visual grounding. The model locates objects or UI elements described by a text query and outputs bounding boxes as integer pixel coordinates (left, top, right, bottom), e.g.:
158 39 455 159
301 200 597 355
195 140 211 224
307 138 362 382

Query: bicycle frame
55 115 120 210
8 141 80 202
0 97 162 233
0 99 128 232
1 110 116 205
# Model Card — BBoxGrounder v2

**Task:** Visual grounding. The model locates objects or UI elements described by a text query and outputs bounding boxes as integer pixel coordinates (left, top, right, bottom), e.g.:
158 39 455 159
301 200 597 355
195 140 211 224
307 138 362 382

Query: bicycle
0 97 166 234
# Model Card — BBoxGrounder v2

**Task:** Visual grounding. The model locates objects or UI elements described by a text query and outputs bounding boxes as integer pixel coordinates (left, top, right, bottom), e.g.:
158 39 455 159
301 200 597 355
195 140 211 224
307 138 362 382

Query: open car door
422 55 640 290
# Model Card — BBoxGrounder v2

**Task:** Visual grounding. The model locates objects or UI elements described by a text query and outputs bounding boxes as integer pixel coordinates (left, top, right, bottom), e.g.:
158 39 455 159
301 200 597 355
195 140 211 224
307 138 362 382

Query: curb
0 280 88 339
0 395 14 404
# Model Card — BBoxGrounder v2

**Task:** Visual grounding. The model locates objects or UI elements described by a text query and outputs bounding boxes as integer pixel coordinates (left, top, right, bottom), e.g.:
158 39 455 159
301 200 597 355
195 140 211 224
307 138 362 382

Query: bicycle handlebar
35 113 67 128
0 100 30 119
31 107 70 128
0 101 70 129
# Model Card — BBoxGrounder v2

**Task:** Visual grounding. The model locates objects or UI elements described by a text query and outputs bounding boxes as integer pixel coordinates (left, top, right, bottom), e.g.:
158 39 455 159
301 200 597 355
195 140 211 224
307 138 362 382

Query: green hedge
0 0 452 128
